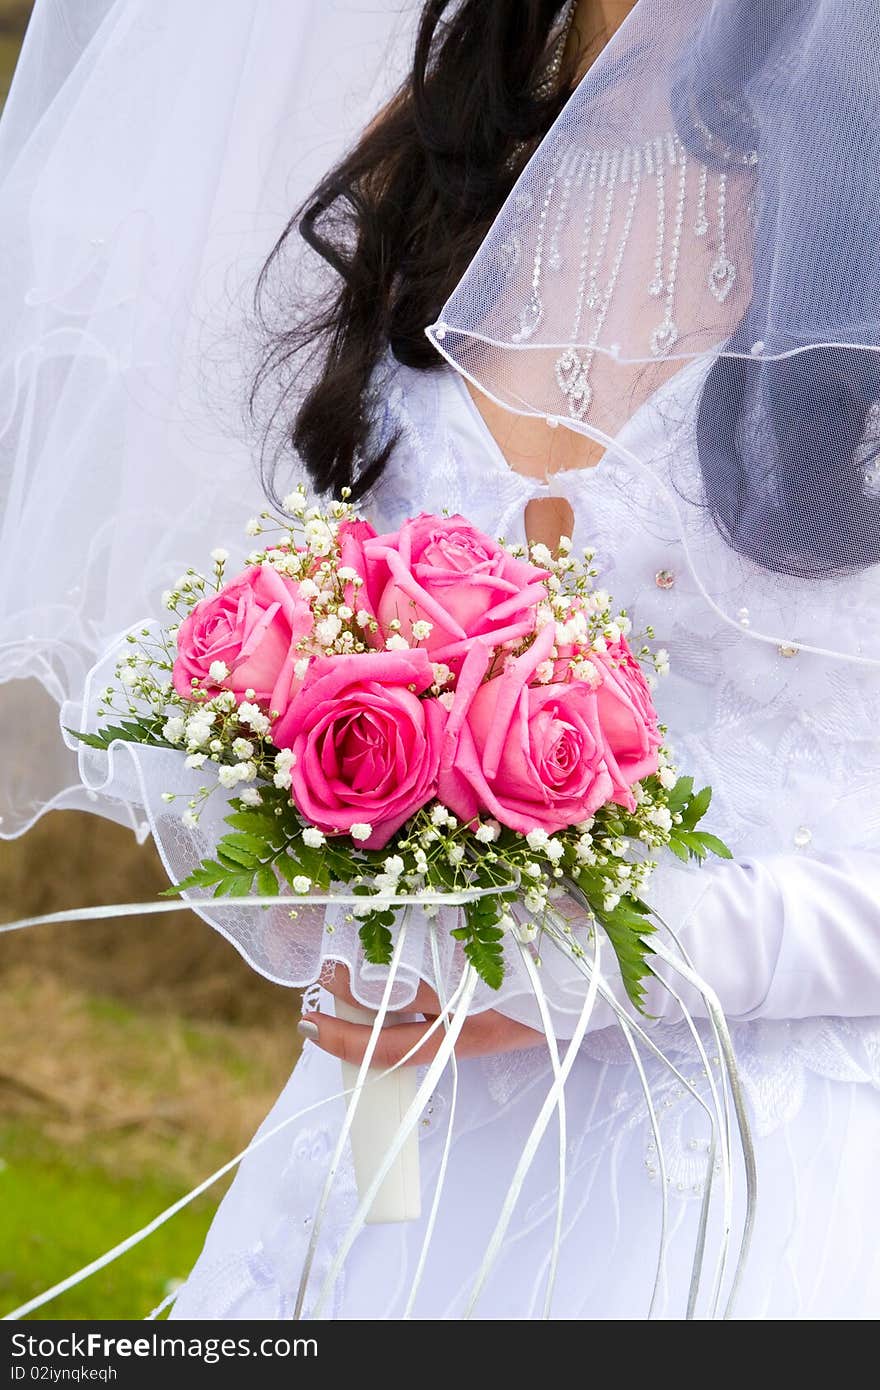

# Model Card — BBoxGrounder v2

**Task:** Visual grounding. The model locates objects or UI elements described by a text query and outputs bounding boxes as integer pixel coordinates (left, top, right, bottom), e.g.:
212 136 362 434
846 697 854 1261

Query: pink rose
591 637 662 802
172 565 313 718
438 622 614 834
361 514 548 662
337 518 382 623
272 648 445 849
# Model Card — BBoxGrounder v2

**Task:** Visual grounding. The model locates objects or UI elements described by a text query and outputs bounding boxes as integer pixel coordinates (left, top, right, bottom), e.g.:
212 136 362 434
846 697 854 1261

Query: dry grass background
0 3 303 1318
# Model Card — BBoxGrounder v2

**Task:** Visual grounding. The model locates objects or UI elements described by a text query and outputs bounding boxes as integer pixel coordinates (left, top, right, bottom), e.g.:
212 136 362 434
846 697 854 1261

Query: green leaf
161 860 231 895
65 727 115 751
65 719 168 751
595 900 655 1010
224 810 287 844
358 914 394 966
227 871 257 897
667 837 691 863
665 775 694 812
222 831 272 858
675 829 708 860
255 865 280 898
217 844 259 871
693 831 734 860
275 852 308 887
460 900 505 990
681 784 712 828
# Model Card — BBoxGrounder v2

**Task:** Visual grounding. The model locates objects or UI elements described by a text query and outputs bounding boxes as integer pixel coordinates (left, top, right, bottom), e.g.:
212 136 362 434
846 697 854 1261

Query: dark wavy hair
251 0 595 502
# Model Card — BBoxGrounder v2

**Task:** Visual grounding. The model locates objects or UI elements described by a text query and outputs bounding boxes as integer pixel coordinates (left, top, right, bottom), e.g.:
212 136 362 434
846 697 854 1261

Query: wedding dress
169 348 880 1321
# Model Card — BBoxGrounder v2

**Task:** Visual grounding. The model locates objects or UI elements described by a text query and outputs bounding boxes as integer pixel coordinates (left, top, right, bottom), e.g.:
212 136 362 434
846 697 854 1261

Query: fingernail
297 1019 319 1042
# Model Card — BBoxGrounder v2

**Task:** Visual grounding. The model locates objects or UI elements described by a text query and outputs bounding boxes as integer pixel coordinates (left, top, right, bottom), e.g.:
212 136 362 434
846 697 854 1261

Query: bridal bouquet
71 487 729 1008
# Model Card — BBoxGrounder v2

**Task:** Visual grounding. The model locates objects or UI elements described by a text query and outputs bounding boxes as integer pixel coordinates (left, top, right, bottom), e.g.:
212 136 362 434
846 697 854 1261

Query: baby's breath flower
338 566 360 582
163 716 185 744
385 634 410 651
474 820 500 844
575 837 596 865
292 875 312 894
526 828 549 851
232 737 254 760
572 657 602 688
517 917 540 942
304 517 334 555
430 662 452 688
658 765 677 790
411 619 433 641
273 748 296 790
437 691 455 711
529 541 553 568
350 822 373 841
447 844 465 866
316 614 342 645
210 548 229 564
298 577 320 600
245 518 262 537
185 753 207 769
184 717 212 749
302 826 326 848
240 787 262 807
182 809 199 829
238 702 271 736
282 488 306 515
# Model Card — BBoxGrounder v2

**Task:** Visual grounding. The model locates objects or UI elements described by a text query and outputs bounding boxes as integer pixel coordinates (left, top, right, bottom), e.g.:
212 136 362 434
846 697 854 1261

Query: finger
300 1009 545 1068
319 963 441 1016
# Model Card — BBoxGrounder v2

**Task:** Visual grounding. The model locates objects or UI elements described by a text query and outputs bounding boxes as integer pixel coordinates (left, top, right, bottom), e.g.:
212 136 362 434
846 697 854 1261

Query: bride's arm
302 848 880 1065
644 848 880 1022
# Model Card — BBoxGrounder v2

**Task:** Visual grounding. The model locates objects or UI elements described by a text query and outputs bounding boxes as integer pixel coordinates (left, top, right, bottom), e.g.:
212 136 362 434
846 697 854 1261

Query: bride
3 0 880 1320
171 0 880 1320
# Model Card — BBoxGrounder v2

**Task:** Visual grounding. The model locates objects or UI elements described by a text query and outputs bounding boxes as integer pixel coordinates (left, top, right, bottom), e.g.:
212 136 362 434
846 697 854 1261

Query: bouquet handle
335 998 422 1224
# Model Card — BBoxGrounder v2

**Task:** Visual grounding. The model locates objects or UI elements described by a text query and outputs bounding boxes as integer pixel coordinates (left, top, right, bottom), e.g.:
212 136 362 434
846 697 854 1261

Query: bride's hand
299 965 543 1065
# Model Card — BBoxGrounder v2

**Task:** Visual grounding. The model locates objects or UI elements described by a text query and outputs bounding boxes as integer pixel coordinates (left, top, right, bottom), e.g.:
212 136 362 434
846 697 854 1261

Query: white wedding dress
170 350 880 1321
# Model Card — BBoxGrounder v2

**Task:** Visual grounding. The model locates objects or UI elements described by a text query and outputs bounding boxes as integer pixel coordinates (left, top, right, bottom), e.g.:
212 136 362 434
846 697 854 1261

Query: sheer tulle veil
0 0 417 839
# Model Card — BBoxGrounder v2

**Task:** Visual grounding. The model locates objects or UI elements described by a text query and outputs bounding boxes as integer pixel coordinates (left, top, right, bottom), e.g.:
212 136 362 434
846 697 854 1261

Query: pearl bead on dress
655 568 675 589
